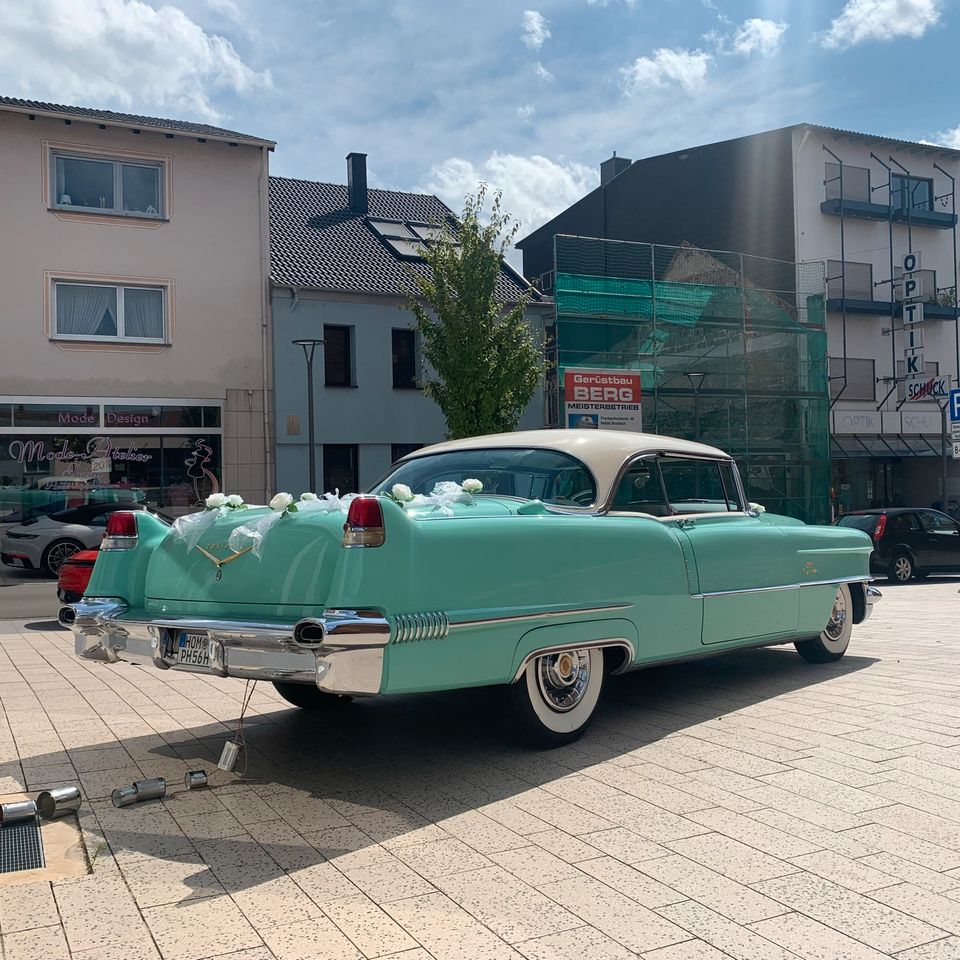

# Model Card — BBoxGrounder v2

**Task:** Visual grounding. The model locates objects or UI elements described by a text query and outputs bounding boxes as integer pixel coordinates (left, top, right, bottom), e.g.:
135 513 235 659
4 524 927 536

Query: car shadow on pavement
10 643 878 904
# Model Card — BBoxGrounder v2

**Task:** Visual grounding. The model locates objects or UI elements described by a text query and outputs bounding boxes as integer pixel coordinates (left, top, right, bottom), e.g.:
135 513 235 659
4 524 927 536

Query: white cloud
207 0 243 23
0 0 271 121
927 124 960 149
731 18 788 56
821 0 942 49
517 104 536 122
422 152 597 238
535 61 555 82
521 10 551 50
620 48 711 95
587 0 637 7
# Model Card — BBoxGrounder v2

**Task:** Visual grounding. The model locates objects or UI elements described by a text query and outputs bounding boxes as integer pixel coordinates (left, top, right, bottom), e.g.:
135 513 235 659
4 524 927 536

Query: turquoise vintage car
62 430 878 746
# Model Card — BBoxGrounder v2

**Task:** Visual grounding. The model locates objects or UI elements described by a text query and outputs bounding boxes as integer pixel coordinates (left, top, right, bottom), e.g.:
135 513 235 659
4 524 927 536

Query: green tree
404 185 543 439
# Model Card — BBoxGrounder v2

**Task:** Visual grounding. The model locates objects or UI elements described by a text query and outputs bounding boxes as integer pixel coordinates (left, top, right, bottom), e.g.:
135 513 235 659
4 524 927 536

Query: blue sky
0 0 957 240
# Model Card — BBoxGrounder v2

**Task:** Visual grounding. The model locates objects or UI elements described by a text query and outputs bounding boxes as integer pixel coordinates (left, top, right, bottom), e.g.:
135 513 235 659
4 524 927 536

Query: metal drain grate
0 816 45 874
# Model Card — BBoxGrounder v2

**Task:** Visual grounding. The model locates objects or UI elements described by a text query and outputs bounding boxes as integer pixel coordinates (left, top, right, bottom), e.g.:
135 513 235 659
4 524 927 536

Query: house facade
269 154 547 495
519 125 960 515
0 97 274 522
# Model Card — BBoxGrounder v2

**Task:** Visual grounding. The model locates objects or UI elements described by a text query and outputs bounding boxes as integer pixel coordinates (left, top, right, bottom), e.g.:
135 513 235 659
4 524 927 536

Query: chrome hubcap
895 557 911 581
537 649 590 713
824 589 847 642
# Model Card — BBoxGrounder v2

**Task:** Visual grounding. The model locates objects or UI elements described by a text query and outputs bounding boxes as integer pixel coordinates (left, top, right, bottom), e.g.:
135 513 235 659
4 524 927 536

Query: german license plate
177 632 210 667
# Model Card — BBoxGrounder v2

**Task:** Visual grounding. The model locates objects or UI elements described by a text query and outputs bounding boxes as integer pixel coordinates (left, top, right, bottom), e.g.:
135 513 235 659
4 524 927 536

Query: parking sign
951 388 960 424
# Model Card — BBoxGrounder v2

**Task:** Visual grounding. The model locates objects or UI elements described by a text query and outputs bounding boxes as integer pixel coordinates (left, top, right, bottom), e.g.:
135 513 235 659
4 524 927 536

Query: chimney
600 151 631 186
347 152 368 214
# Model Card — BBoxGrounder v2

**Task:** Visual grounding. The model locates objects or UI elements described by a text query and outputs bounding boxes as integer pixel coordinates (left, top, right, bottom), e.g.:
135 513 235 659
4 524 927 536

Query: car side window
659 458 734 514
87 514 109 528
889 513 920 535
920 511 959 534
611 460 669 516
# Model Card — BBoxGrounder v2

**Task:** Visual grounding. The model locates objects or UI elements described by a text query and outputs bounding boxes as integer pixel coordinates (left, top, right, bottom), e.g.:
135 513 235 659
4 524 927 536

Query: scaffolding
547 235 830 523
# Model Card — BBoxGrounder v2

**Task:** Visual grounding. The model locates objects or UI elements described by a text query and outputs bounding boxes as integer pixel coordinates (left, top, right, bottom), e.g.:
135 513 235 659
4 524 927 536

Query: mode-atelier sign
903 251 948 402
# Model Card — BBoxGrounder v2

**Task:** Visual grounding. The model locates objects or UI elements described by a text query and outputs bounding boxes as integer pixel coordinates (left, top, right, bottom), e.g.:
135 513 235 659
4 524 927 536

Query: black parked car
836 508 960 583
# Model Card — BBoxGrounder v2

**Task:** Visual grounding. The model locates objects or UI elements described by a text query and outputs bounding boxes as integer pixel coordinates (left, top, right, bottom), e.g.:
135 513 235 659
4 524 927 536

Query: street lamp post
293 338 324 492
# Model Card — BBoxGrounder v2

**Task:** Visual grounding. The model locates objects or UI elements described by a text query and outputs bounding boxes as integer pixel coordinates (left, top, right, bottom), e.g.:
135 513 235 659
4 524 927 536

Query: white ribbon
172 508 223 552
410 481 475 516
228 510 285 559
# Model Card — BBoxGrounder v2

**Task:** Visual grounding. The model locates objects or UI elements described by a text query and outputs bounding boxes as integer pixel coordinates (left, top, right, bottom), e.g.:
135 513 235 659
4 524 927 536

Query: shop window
52 151 164 217
392 329 418 388
323 444 358 494
324 325 353 387
53 280 166 343
391 443 423 463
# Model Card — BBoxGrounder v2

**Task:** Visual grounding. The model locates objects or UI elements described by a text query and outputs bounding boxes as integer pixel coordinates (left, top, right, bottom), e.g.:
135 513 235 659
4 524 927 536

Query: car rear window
837 514 878 533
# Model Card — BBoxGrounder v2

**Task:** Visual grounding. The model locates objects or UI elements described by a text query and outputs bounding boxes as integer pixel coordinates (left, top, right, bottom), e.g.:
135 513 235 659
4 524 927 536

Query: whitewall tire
795 583 853 664
508 647 604 747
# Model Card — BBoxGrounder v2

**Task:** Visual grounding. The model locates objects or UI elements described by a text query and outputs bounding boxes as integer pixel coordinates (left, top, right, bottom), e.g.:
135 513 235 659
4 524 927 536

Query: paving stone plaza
1 581 960 959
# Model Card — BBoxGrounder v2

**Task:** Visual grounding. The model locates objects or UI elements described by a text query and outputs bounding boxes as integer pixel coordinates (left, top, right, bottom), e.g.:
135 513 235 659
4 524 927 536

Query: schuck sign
564 368 643 431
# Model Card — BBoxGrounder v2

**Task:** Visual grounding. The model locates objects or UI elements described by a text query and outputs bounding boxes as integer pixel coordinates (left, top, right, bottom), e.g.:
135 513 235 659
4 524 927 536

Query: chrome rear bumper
61 598 390 696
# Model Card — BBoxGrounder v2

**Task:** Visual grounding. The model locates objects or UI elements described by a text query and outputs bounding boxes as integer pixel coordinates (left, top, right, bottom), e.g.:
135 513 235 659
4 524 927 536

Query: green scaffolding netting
549 238 831 524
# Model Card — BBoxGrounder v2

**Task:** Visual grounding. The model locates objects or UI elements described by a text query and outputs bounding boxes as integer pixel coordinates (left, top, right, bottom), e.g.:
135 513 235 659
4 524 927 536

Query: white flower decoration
462 478 484 494
300 492 318 501
205 493 227 509
225 494 245 507
391 483 414 503
269 492 295 512
749 502 767 514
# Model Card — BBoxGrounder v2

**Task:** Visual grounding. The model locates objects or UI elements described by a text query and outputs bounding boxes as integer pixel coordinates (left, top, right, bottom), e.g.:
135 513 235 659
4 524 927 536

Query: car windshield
837 514 878 533
371 448 597 506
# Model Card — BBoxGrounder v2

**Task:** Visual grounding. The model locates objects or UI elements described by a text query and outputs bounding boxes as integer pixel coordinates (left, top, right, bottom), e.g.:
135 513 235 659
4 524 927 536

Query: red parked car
57 549 99 603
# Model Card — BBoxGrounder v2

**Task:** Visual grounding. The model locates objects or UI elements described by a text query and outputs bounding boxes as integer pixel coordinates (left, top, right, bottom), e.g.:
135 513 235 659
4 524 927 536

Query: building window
323 444 358 494
391 443 423 463
53 280 166 342
392 329 418 388
824 162 871 203
323 325 353 387
891 174 933 213
52 151 163 218
829 357 875 401
826 261 874 301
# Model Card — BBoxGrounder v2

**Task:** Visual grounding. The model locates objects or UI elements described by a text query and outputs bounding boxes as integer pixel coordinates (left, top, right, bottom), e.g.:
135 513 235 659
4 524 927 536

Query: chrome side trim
449 602 632 630
692 576 871 600
512 638 635 683
394 611 449 643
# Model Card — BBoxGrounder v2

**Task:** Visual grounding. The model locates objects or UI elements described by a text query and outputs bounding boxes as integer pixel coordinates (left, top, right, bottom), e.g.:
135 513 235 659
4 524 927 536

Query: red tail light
873 514 887 543
102 511 138 550
343 497 385 547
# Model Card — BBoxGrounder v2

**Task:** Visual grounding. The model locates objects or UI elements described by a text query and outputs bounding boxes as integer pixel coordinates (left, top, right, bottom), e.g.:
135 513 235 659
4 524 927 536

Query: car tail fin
343 497 386 547
101 511 138 550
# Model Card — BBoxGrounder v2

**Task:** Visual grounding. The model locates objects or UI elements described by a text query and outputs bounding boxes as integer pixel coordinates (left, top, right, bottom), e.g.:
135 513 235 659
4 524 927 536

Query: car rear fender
83 511 170 606
510 618 638 682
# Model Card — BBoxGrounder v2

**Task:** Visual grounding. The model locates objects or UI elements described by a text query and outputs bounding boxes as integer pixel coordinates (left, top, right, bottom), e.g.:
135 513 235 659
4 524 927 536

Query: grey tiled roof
269 176 534 300
0 96 272 145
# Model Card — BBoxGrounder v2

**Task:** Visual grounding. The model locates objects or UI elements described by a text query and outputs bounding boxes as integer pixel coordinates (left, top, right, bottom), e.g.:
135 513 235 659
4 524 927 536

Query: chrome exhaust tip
58 606 77 627
292 618 326 648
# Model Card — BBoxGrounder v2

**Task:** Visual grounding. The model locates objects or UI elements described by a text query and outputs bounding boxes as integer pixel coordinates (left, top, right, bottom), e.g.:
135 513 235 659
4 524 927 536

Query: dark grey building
269 154 545 495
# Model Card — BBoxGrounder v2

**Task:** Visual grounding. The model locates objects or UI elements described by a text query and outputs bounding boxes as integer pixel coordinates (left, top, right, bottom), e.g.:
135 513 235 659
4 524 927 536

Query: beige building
0 97 274 523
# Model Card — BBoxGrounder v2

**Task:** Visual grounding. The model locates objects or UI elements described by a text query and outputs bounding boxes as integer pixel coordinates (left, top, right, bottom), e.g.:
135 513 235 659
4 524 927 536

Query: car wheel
888 553 913 584
271 681 352 710
42 539 84 577
508 647 604 748
795 583 853 664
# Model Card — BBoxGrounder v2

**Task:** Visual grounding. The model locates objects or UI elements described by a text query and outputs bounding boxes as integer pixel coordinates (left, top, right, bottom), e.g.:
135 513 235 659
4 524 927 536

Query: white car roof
407 429 731 505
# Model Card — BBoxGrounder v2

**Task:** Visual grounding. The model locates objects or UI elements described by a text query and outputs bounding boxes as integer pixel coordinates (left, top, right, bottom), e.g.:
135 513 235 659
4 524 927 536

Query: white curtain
56 284 116 336
124 287 163 338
